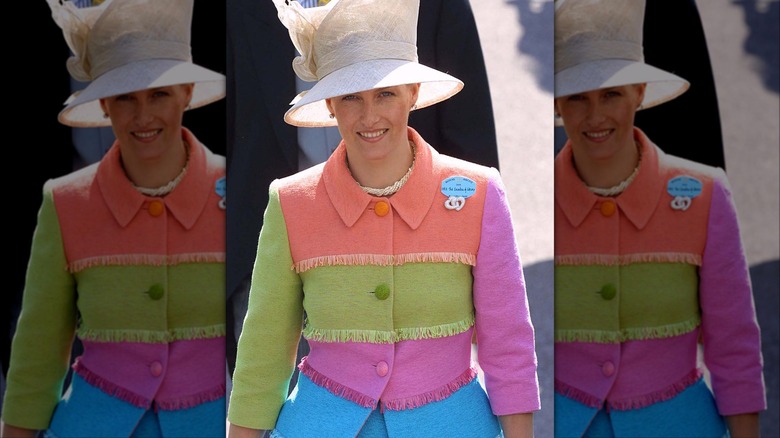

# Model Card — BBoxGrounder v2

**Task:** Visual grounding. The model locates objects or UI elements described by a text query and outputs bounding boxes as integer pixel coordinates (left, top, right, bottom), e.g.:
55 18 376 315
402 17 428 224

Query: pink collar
555 127 666 230
96 128 214 230
322 127 438 230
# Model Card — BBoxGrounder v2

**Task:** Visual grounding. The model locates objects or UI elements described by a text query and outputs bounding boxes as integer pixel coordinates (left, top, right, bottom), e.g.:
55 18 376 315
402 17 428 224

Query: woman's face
326 84 420 163
100 84 193 162
555 84 646 162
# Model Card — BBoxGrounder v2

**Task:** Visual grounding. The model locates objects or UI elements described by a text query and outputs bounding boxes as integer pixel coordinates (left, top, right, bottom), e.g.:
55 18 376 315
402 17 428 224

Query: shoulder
270 162 326 195
658 148 726 184
202 145 226 173
43 161 100 197
432 150 502 188
186 128 226 179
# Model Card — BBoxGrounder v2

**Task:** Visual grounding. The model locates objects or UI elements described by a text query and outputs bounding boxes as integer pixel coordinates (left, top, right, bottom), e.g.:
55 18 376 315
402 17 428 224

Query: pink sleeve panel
699 175 766 415
472 171 540 415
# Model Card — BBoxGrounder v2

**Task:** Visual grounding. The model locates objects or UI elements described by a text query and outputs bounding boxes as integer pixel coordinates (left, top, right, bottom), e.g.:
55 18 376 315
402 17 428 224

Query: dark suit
226 0 499 374
635 0 726 169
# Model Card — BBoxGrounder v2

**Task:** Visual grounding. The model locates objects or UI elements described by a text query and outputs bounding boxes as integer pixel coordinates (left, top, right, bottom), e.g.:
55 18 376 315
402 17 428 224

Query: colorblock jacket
228 128 540 431
2 129 226 432
554 128 765 432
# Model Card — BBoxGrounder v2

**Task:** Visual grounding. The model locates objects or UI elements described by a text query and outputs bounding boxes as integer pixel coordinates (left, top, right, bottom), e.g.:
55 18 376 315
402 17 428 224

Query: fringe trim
555 369 703 411
68 252 225 273
302 315 475 344
77 324 226 343
555 317 700 343
555 252 702 267
381 367 477 411
293 252 476 273
298 357 377 408
555 379 603 408
155 382 226 411
609 369 703 411
73 360 151 409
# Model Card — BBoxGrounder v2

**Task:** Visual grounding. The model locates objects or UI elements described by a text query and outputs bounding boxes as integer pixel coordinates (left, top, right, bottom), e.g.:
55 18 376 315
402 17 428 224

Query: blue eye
379 91 394 97
342 94 358 101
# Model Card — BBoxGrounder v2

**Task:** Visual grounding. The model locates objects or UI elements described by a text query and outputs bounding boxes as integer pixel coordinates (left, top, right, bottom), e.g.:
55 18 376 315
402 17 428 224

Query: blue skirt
45 373 225 437
554 377 727 438
271 373 502 437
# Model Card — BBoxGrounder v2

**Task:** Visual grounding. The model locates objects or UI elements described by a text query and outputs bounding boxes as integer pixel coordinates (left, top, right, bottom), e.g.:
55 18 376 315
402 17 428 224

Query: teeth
585 130 610 139
134 130 160 139
359 129 387 139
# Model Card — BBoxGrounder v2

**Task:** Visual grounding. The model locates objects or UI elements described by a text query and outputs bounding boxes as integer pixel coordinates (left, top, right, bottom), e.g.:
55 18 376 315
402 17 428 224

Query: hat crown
554 0 645 74
48 0 193 82
276 0 419 82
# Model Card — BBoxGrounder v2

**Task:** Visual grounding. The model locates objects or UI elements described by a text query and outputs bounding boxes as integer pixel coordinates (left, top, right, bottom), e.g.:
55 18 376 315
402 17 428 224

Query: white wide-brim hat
275 0 463 127
554 0 689 126
48 0 225 128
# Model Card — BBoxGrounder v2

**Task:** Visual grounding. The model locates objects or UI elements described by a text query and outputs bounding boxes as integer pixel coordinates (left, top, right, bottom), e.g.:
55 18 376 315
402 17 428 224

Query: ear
325 97 335 116
99 98 108 116
409 83 421 106
635 83 647 108
182 83 195 107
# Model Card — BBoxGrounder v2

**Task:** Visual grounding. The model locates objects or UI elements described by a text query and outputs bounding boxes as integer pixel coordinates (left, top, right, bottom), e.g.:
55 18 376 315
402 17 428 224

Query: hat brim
284 59 464 127
59 59 226 127
554 59 689 126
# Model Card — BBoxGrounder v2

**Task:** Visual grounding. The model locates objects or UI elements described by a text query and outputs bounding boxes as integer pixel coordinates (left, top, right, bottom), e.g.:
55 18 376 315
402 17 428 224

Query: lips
132 129 162 141
358 129 388 139
584 129 613 142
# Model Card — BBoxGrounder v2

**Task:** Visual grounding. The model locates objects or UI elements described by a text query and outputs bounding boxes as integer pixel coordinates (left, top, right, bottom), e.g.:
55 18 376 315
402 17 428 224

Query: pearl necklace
134 142 190 197
355 142 416 197
587 141 642 197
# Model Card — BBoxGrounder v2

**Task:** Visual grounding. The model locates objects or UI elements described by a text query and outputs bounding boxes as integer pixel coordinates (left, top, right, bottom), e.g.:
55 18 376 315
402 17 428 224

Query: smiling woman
227 0 540 437
100 85 195 189
552 1 766 436
326 85 420 190
555 84 646 189
0 0 226 437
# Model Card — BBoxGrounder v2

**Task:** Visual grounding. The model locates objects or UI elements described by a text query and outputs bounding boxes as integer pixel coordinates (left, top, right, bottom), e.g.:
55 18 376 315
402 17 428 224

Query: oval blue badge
441 176 477 198
667 175 702 198
215 177 226 197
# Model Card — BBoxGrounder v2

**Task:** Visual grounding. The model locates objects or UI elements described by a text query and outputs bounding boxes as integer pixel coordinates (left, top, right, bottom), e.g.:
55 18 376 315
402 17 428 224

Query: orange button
374 201 390 217
149 200 165 217
600 200 616 217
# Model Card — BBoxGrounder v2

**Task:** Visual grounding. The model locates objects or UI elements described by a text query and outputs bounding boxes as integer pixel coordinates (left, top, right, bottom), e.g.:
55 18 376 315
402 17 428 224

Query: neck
121 138 188 189
572 137 640 189
347 138 414 189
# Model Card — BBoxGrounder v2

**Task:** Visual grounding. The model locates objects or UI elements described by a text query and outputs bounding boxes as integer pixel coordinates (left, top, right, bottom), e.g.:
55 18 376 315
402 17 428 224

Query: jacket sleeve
2 185 77 429
699 172 766 415
227 183 304 429
472 169 540 415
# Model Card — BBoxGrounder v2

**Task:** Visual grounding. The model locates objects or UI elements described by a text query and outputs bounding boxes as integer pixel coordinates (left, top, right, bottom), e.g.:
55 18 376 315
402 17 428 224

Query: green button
597 283 617 300
147 284 164 300
374 284 390 301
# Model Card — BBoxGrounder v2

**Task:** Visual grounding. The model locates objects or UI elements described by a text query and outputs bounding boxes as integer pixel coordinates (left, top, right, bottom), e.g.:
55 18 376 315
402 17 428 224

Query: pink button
150 361 164 377
602 361 615 377
376 361 389 377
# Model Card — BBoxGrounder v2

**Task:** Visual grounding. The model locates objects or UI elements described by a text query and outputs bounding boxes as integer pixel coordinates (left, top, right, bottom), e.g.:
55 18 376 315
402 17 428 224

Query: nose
133 99 154 125
360 100 380 126
585 100 607 125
